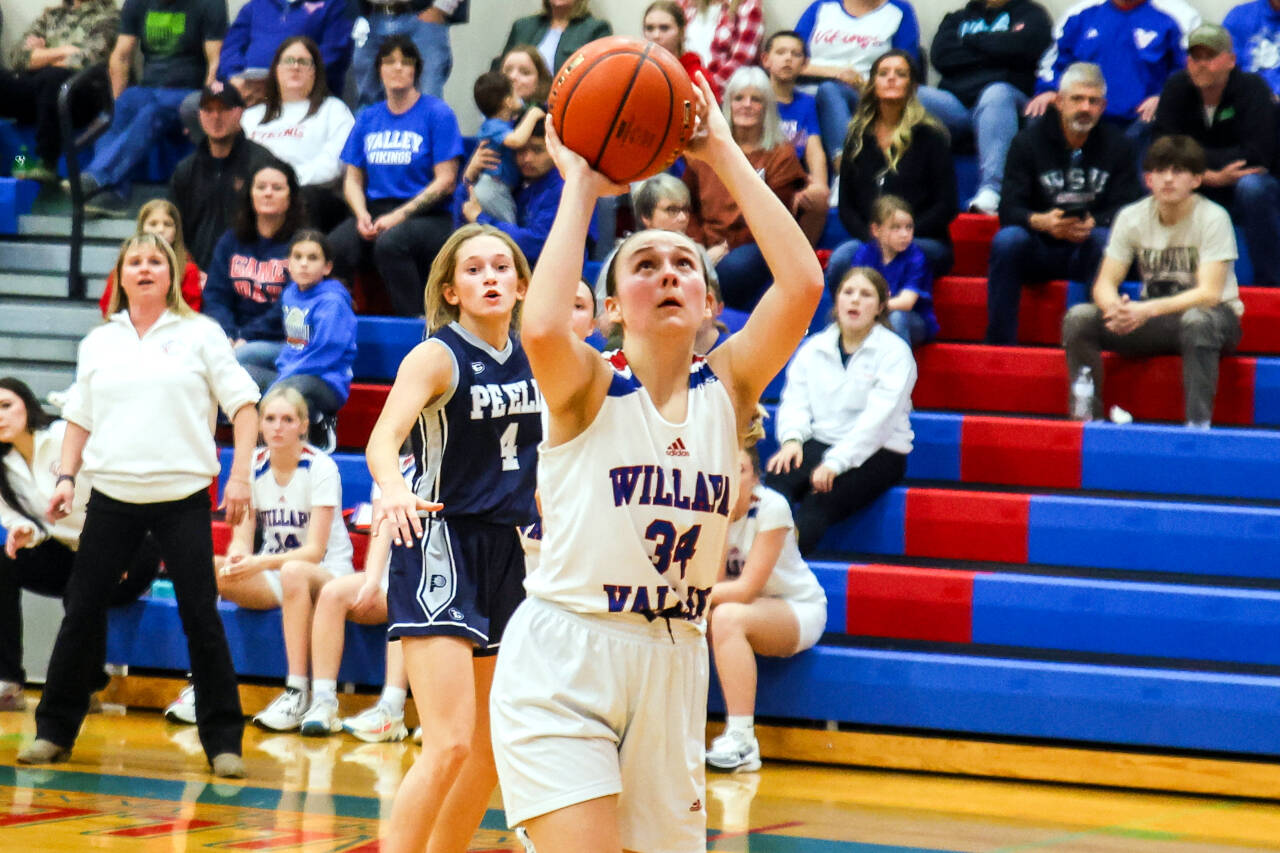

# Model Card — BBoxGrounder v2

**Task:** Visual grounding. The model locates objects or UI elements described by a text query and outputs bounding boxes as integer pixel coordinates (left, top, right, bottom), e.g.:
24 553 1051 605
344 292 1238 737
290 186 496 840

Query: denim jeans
921 83 1028 199
716 242 771 310
353 12 451 107
85 86 193 194
986 225 1108 344
235 340 283 372
1233 173 1280 286
889 309 927 347
816 80 966 164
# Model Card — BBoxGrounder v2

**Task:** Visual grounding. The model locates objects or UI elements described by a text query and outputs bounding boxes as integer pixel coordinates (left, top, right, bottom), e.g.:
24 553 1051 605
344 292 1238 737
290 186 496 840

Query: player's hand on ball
545 119 629 198
682 72 733 164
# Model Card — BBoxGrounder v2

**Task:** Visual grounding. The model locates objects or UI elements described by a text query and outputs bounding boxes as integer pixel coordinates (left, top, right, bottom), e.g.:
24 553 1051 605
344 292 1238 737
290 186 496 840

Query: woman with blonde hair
502 0 612 75
678 0 763 93
19 233 260 778
826 49 957 291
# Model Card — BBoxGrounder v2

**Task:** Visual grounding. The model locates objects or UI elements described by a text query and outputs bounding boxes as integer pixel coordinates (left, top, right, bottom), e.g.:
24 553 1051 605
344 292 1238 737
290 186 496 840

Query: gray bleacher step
0 271 107 300
0 241 118 277
18 214 136 241
0 361 73 399
0 335 78 363
0 298 101 337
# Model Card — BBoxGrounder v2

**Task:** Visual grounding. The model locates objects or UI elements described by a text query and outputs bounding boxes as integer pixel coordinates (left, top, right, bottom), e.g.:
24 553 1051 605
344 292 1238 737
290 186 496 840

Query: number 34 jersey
251 444 354 574
409 322 541 526
527 353 739 624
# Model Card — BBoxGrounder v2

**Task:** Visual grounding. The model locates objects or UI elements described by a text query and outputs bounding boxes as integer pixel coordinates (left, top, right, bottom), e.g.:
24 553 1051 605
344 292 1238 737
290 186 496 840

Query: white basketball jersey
251 445 354 574
527 354 739 622
725 485 825 606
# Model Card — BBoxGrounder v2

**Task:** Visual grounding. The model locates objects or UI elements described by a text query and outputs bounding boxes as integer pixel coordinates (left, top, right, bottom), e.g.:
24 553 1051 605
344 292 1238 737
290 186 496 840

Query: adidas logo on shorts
666 438 690 457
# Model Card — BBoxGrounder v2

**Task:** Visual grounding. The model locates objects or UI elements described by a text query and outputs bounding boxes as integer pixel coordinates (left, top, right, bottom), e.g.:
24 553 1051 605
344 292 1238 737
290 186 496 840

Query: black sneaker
311 414 338 453
84 190 130 218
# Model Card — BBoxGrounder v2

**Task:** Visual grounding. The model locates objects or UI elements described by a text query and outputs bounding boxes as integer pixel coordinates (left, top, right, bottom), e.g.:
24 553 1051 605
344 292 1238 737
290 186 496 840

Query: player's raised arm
692 72 824 410
520 122 627 440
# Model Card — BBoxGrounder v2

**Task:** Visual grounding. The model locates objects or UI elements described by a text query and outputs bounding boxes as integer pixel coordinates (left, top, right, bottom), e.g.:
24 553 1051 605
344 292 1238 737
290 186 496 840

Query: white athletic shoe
163 684 197 725
412 726 423 745
253 688 308 732
968 188 1000 216
299 695 342 737
341 702 408 743
705 730 762 772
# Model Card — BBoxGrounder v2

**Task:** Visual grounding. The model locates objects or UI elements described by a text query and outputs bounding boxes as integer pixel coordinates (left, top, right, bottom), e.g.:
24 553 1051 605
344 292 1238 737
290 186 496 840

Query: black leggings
766 440 907 554
35 489 243 760
0 534 159 684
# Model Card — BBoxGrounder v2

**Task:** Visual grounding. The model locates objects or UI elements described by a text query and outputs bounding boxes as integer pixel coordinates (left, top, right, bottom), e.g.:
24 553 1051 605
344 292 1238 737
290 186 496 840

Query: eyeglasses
656 204 690 216
280 56 314 68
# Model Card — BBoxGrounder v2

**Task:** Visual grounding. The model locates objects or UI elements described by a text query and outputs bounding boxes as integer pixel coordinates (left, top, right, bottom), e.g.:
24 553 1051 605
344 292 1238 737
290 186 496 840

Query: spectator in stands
170 84 275 270
761 31 829 216
352 0 465 106
469 70 546 224
72 0 229 217
827 50 957 286
987 62 1142 344
329 35 462 317
685 66 809 310
241 37 356 233
212 387 356 733
1224 0 1280 95
794 0 956 168
644 2 717 100
928 0 1054 215
456 120 565 266
99 200 204 317
0 0 118 182
1154 23 1280 287
845 195 939 347
499 44 552 105
220 0 352 101
298 494 412 741
19 233 259 778
0 377 160 713
1063 135 1243 428
677 0 763 94
767 267 916 555
705 440 828 773
503 0 612 75
1026 0 1199 141
237 230 356 453
203 161 306 376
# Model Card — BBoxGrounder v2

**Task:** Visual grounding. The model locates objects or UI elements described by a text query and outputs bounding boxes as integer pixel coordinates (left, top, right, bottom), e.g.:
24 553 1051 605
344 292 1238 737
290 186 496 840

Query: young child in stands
848 196 939 347
99 200 203 317
470 70 548 224
761 30 829 218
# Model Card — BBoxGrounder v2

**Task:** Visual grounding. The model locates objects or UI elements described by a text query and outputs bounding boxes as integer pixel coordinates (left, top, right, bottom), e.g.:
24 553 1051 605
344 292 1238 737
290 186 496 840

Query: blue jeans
816 80 966 164
1233 173 1280 286
716 242 771 310
353 13 451 107
824 237 953 295
889 309 927 347
985 224 1108 344
236 340 284 373
85 86 192 194
922 83 1027 199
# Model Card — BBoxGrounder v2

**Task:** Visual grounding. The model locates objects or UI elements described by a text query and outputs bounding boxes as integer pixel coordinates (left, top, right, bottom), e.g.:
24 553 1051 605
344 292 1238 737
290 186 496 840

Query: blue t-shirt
1225 0 1280 95
776 92 821 161
850 240 939 338
478 116 520 188
341 94 464 202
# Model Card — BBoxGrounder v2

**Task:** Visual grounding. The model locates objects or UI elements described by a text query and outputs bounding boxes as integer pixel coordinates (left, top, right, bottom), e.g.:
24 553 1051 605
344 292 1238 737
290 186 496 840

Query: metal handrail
57 62 113 301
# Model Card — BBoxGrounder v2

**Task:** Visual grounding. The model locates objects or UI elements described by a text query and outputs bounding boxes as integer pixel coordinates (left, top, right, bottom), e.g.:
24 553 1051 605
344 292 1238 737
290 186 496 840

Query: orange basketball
549 36 698 184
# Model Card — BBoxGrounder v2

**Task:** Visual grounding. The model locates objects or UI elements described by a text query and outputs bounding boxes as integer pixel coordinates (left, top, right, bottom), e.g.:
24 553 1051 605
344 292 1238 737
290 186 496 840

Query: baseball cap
199 81 245 110
1187 23 1232 55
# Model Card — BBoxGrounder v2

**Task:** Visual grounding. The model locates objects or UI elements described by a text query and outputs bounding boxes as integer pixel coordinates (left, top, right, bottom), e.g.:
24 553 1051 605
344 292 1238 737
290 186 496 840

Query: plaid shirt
679 0 763 92
9 0 119 71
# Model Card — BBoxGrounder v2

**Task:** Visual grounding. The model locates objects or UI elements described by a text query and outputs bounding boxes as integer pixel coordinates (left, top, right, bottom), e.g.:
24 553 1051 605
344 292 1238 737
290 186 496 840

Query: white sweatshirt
0 421 88 549
774 323 916 475
62 311 261 504
241 97 355 186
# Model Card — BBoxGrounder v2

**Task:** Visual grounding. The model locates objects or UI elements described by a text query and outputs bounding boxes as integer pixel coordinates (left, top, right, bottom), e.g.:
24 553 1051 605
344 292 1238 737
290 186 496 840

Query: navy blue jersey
409 322 541 525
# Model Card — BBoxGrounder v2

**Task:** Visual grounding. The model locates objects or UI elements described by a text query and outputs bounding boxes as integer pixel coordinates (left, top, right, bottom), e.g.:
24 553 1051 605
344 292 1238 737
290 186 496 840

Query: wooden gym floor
3 701 1280 851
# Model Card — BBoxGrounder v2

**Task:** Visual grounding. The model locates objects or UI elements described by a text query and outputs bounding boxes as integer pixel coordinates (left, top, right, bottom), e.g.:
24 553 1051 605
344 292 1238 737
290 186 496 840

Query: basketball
549 36 698 184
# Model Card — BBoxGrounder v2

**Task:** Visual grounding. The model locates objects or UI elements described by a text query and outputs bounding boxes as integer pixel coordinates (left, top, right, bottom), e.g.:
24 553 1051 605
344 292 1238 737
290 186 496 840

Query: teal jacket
502 13 612 76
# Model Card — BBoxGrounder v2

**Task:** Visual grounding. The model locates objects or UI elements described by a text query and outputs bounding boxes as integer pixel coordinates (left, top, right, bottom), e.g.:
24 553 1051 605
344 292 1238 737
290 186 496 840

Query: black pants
0 66 105 165
0 534 160 685
765 440 907 555
328 198 453 317
36 489 243 760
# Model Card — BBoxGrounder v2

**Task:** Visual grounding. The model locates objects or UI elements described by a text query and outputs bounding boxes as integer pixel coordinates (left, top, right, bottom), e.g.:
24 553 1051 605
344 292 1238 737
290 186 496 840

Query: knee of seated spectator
976 81 1020 110
1062 303 1103 343
1178 307 1217 342
710 601 749 638
990 225 1033 258
279 561 314 596
1235 171 1275 204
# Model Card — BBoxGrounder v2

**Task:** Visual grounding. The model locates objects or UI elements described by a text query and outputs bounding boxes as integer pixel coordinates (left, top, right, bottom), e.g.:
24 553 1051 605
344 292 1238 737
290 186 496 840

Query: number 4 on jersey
499 423 519 471
646 520 701 578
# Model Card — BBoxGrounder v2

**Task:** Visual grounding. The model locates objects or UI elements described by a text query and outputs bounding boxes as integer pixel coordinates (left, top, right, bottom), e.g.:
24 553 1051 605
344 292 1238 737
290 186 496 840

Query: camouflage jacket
9 0 120 72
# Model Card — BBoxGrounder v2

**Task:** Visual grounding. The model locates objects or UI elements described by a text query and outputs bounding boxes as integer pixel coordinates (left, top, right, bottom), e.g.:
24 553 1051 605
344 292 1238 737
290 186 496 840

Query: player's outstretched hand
374 483 444 546
682 71 734 166
544 118 629 199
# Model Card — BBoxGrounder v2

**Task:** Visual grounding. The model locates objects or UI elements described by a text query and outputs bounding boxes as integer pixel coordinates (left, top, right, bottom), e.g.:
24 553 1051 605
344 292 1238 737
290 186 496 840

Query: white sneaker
341 702 408 743
0 680 27 711
299 695 342 737
706 730 762 772
253 688 308 732
163 684 197 725
968 187 1000 215
412 726 423 745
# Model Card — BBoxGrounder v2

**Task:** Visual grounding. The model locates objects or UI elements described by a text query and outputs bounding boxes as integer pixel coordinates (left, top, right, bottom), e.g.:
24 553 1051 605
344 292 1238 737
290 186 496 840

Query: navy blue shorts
387 516 526 655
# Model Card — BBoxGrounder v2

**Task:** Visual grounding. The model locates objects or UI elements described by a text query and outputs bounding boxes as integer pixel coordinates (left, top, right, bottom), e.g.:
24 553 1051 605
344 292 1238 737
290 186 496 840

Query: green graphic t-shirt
121 0 228 89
